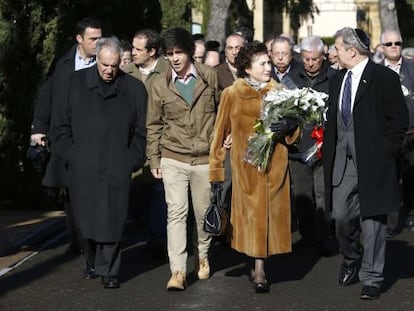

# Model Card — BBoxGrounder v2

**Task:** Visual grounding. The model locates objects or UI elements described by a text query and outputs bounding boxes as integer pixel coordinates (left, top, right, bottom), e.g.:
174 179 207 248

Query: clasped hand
270 118 298 136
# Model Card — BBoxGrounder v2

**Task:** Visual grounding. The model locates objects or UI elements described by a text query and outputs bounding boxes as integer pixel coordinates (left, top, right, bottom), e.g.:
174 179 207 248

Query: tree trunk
206 0 232 48
379 0 400 32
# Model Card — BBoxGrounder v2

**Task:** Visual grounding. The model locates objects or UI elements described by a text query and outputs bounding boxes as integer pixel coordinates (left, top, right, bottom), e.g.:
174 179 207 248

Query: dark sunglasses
383 41 402 47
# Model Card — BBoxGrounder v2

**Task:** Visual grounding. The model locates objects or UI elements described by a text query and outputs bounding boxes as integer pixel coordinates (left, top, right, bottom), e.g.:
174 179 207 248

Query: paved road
0 224 414 311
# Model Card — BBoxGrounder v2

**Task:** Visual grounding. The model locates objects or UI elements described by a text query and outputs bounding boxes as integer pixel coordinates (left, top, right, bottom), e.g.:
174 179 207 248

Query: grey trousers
332 156 387 288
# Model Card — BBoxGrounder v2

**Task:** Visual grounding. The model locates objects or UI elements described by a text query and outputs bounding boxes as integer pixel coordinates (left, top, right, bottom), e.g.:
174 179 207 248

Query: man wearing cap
323 27 407 299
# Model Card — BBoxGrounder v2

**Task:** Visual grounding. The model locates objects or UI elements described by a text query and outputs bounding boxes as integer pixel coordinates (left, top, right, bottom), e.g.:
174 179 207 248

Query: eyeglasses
383 41 402 47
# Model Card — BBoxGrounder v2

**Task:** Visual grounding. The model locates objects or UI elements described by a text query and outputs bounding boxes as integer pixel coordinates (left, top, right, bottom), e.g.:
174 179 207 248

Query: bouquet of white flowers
244 87 328 172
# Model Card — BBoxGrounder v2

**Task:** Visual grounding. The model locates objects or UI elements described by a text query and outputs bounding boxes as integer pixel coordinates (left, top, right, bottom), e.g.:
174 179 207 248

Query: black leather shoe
83 263 97 280
254 280 270 293
101 276 120 289
338 263 357 286
360 285 380 300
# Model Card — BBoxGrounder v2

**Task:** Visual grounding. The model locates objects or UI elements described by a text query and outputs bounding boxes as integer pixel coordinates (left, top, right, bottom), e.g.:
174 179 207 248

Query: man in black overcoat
52 37 147 289
323 28 407 300
378 30 414 235
30 18 102 254
287 35 338 256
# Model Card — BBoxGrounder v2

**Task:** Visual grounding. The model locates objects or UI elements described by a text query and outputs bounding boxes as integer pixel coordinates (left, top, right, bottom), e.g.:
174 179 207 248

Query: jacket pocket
202 89 217 112
202 89 216 112
161 96 188 120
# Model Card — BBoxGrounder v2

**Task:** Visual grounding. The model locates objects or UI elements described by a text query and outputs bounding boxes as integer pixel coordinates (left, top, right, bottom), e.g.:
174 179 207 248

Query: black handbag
203 182 229 236
26 137 50 174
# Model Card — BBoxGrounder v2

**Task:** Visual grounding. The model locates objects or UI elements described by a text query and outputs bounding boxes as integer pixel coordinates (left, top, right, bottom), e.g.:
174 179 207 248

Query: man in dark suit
52 37 147 289
30 17 102 255
379 30 414 235
323 27 407 300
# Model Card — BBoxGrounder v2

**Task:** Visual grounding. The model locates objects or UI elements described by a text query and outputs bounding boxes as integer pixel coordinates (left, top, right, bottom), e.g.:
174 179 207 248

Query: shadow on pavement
0 240 76 297
198 238 321 286
117 222 166 284
382 238 414 292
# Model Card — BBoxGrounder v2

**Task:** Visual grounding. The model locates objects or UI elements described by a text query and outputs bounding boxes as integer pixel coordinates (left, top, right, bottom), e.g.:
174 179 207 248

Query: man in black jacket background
287 35 338 256
378 30 414 236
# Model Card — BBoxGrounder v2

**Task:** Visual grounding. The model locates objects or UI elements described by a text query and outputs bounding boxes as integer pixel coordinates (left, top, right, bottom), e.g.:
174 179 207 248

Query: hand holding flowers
244 87 328 172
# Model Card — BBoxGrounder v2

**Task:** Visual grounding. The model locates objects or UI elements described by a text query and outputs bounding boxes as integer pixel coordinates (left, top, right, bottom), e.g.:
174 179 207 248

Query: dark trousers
289 159 315 240
313 162 332 243
388 142 414 232
389 165 414 231
290 160 331 243
401 166 414 222
83 239 121 277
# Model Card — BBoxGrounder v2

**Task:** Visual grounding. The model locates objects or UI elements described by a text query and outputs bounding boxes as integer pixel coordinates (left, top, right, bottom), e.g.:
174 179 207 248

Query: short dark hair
161 28 194 57
235 41 268 78
133 29 161 58
192 33 205 42
76 17 102 36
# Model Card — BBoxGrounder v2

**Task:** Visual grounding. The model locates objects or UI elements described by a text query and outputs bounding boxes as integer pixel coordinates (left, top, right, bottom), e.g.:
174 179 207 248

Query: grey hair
380 30 402 44
271 35 294 52
300 36 324 53
96 36 122 59
334 27 370 56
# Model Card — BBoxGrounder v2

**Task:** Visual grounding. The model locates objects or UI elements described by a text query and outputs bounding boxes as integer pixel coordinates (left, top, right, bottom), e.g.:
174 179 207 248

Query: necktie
341 71 352 125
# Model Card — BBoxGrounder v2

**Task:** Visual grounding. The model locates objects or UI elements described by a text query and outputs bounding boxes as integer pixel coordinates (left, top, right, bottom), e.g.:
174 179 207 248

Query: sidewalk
0 209 66 273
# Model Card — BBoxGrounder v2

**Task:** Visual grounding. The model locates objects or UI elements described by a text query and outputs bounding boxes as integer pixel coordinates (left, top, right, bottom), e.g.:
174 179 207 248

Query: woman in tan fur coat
209 41 301 293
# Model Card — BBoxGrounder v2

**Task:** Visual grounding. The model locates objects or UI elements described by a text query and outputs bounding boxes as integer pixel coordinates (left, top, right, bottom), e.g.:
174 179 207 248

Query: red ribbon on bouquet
311 126 324 159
